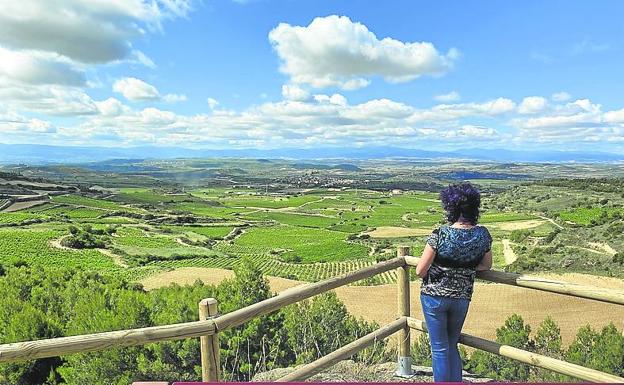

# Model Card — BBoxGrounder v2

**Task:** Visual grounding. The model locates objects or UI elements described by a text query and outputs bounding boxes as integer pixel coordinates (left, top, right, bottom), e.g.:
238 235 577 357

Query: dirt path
232 196 339 217
502 239 518 265
222 227 246 242
588 242 617 256
536 214 564 230
140 267 624 347
576 246 605 255
98 249 128 268
297 196 338 210
49 235 129 268
235 206 336 217
175 237 191 246
49 235 72 250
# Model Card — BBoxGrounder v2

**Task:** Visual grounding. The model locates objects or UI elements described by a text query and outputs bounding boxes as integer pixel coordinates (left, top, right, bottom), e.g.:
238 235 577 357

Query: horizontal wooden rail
213 256 405 331
0 320 216 363
407 317 624 383
404 256 624 306
0 256 404 364
276 317 406 382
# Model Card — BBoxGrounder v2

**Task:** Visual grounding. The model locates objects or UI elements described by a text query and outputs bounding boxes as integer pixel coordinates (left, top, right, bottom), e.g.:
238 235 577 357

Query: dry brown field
486 219 546 231
141 268 624 347
363 226 433 238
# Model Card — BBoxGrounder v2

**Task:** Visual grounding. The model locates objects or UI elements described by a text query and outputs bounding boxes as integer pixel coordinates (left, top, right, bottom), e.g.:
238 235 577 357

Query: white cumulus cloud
408 98 515 122
207 97 219 110
268 15 458 90
112 77 185 103
518 96 548 114
0 112 56 134
163 93 188 103
313 93 347 106
0 0 192 64
113 77 160 101
552 91 571 102
95 97 127 117
0 47 86 86
456 125 497 138
282 84 309 101
434 91 461 102
604 108 624 124
0 0 193 117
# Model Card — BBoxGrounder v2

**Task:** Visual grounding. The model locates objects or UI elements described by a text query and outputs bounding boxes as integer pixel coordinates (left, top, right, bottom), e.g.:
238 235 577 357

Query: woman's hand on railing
475 250 493 271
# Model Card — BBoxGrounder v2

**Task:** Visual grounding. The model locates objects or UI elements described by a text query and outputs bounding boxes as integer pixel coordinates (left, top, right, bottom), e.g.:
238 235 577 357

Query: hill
1 143 623 164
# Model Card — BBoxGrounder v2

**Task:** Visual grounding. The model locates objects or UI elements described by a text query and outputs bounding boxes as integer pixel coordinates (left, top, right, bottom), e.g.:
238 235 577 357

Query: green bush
0 259 386 384
466 314 533 381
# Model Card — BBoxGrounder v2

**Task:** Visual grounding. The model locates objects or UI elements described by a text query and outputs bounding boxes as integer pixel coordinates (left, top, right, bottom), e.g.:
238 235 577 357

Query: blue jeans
420 293 470 382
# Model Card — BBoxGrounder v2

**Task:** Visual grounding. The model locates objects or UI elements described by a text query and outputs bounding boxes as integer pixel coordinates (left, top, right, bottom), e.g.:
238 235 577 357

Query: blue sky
1 0 623 152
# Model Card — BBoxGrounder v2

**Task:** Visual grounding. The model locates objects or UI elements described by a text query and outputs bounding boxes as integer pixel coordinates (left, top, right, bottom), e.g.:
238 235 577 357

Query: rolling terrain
1 159 623 340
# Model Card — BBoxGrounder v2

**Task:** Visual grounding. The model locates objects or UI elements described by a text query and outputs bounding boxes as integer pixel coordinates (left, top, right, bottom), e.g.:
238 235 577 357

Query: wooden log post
396 246 412 377
199 298 220 382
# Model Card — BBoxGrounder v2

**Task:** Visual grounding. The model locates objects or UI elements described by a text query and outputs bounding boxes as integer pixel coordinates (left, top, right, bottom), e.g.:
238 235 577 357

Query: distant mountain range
0 143 622 164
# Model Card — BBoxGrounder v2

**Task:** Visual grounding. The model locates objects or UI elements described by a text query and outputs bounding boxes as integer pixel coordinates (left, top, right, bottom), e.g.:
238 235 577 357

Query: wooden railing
0 247 623 383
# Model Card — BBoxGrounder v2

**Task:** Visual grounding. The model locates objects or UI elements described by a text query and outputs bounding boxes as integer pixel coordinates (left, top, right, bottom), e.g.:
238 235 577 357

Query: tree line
0 260 386 385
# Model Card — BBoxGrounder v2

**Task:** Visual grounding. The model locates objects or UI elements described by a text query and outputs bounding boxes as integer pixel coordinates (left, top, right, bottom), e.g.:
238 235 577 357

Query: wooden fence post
199 298 220 382
396 246 413 377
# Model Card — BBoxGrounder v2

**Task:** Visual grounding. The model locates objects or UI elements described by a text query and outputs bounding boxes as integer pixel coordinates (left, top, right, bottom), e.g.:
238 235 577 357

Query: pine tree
531 317 566 381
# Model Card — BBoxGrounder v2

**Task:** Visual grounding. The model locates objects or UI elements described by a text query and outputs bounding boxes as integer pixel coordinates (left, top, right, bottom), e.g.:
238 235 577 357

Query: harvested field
142 267 624 347
141 267 235 289
3 199 49 212
364 226 432 238
141 267 303 292
488 219 546 231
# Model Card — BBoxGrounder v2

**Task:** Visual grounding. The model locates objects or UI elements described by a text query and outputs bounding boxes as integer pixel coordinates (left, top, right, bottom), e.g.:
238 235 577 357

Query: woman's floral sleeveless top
421 225 492 300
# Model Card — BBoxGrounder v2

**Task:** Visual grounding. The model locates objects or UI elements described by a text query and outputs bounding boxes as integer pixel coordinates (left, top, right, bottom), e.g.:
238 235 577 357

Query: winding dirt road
502 239 518 265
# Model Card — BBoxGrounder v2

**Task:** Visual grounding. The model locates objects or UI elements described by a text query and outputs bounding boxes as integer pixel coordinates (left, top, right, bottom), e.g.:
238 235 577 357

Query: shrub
467 314 532 381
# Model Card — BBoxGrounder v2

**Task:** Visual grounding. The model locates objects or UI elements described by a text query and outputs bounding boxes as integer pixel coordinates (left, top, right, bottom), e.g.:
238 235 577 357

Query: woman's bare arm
476 250 493 271
415 244 436 278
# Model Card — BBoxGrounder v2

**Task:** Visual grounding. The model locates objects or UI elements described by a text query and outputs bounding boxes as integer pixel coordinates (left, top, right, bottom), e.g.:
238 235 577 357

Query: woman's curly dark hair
440 183 481 225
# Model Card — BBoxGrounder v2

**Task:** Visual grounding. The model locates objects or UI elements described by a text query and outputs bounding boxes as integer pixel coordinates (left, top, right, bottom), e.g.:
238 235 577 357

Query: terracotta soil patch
141 268 624 347
364 226 432 238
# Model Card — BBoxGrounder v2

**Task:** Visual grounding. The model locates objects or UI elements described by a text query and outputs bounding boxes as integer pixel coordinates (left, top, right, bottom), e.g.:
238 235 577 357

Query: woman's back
421 224 492 300
416 183 493 383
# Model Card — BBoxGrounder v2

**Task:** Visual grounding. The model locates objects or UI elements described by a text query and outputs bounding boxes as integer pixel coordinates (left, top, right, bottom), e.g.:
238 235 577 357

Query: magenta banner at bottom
145 382 607 385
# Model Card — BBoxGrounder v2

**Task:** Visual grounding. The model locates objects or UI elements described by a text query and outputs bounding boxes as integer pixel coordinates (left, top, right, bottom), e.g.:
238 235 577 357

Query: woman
416 183 493 382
